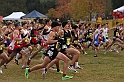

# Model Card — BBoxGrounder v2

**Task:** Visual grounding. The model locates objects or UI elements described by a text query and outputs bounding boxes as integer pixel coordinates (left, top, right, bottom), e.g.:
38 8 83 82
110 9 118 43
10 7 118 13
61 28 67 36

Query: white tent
113 6 124 12
3 12 25 20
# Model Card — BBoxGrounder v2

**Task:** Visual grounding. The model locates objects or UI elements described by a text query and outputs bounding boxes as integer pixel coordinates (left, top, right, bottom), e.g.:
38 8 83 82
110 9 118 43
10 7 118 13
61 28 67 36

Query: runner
0 34 8 73
25 21 73 80
58 21 80 72
92 24 103 57
5 22 27 69
104 22 124 54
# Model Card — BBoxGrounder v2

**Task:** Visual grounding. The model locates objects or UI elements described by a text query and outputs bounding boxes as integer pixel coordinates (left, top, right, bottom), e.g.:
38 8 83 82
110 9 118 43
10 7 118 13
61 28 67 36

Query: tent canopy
113 6 124 12
3 12 25 20
21 10 47 19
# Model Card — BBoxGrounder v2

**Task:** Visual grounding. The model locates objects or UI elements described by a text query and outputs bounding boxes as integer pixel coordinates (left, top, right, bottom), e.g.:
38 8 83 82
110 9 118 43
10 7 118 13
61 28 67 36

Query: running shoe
14 59 19 65
84 52 88 55
75 66 83 70
0 68 2 74
114 49 119 53
3 63 7 69
104 50 106 54
121 48 123 51
68 66 78 73
22 65 28 69
109 49 113 52
94 54 98 57
42 68 47 77
25 68 29 79
62 75 73 80
57 71 63 74
49 67 57 70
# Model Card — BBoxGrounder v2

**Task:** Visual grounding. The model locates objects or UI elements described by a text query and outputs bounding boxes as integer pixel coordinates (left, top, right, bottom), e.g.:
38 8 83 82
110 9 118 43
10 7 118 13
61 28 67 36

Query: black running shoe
14 59 19 65
94 54 98 57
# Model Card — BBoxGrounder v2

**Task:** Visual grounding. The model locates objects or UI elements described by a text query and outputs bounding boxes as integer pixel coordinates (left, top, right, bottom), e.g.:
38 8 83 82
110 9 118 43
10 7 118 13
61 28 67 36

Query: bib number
89 33 92 36
62 45 67 49
0 45 2 50
47 50 53 57
66 38 70 45
116 32 119 36
74 40 78 44
106 34 108 37
56 42 59 49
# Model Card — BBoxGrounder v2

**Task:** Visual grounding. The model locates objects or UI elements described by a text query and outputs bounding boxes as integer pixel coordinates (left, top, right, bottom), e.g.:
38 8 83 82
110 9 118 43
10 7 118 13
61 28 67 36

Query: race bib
47 50 53 57
89 33 92 36
25 36 29 42
62 45 67 49
8 34 10 37
106 34 108 37
66 38 70 45
56 42 59 49
116 32 119 36
0 45 2 50
74 40 78 44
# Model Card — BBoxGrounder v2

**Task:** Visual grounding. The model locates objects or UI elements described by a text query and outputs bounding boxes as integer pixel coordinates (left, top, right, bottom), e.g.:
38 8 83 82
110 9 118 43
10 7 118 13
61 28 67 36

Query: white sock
28 57 31 60
75 62 79 67
16 53 20 60
4 63 7 65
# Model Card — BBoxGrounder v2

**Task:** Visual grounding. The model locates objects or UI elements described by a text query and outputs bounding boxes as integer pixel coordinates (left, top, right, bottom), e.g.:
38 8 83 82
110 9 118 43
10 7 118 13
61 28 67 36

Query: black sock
57 69 60 72
45 68 47 72
28 69 31 72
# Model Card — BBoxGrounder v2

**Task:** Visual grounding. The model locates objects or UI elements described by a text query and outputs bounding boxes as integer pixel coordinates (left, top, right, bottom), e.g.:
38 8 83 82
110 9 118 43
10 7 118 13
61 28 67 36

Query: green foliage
112 0 124 9
0 0 27 16
0 0 124 19
0 0 56 16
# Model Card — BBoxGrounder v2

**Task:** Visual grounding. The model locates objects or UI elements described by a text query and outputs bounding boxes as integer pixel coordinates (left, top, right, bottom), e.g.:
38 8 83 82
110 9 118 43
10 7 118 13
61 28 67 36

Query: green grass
0 47 124 82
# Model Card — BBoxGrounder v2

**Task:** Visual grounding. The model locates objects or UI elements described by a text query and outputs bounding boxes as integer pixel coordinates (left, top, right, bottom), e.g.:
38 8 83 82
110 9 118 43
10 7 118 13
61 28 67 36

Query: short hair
22 22 27 27
116 22 119 25
45 19 51 24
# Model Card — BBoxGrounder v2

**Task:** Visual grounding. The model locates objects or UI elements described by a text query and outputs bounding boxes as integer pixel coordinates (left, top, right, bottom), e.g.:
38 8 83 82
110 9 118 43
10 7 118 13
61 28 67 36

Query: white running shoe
75 65 83 70
42 68 47 77
22 65 28 69
0 68 2 74
49 67 57 70
114 49 119 53
68 66 77 72
104 50 106 54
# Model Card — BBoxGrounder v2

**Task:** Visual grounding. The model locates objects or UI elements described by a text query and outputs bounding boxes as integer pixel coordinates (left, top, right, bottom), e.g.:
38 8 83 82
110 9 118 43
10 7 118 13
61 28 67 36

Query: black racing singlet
63 29 71 47
87 28 93 37
71 31 78 44
45 32 59 60
114 27 120 38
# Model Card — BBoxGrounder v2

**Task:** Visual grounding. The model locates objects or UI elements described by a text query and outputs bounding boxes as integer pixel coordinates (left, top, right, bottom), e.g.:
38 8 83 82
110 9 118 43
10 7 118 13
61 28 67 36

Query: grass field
0 46 124 82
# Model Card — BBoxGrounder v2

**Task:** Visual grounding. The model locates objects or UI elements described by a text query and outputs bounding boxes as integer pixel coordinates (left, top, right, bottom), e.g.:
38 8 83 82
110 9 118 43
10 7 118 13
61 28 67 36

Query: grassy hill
0 46 124 82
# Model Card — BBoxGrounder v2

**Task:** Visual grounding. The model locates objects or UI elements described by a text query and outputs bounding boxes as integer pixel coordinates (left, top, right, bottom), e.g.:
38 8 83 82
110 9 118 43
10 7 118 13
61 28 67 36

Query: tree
69 0 106 20
105 0 113 15
0 0 27 16
112 0 124 9
46 8 56 19
69 0 89 20
55 0 71 19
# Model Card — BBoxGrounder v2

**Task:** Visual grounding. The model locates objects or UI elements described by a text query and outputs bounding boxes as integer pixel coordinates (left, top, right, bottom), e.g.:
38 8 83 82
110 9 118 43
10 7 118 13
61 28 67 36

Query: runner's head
51 21 61 32
72 25 79 32
62 21 69 29
14 22 21 30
